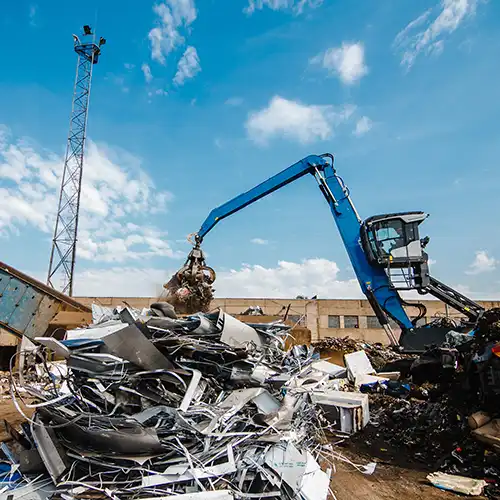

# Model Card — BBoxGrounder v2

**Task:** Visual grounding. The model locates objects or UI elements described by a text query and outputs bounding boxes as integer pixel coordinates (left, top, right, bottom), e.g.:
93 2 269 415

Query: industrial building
74 297 500 344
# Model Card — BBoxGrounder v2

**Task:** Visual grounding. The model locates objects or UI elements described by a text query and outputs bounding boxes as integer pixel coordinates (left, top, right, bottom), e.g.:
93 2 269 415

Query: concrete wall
75 296 500 345
0 328 18 347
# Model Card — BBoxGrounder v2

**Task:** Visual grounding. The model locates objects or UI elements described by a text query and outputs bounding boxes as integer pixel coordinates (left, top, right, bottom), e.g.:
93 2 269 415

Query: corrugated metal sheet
0 261 90 340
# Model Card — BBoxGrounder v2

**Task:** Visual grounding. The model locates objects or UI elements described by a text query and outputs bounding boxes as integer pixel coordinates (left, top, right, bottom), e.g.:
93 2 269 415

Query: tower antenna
47 25 106 295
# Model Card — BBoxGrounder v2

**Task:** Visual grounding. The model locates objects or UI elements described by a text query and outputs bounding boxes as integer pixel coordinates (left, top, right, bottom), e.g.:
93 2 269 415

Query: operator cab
360 212 429 268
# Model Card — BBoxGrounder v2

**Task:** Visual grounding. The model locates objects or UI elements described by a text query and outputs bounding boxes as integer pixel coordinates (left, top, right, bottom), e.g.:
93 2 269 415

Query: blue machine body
196 154 414 331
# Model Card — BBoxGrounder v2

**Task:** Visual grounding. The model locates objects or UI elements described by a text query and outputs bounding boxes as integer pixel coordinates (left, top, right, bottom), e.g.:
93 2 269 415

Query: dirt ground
0 399 481 499
329 450 460 500
0 397 32 441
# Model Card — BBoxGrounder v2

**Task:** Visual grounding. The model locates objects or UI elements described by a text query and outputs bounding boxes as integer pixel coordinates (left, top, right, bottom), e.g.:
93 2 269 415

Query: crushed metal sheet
299 451 331 500
91 303 116 324
310 359 347 378
2 477 56 500
259 393 298 430
51 414 165 455
427 472 487 496
119 306 139 325
142 446 236 487
265 441 307 491
103 323 174 370
18 449 46 474
191 312 219 334
34 337 71 358
31 414 69 483
140 491 234 500
252 390 280 415
66 321 127 340
219 310 263 348
251 364 277 384
180 369 203 412
99 454 159 465
361 462 377 475
130 405 179 424
1 442 17 464
311 390 370 434
344 350 375 382
218 388 266 412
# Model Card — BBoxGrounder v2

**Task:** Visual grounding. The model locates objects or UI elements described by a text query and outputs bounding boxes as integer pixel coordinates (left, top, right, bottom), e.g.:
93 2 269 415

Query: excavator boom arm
194 153 415 339
197 155 326 242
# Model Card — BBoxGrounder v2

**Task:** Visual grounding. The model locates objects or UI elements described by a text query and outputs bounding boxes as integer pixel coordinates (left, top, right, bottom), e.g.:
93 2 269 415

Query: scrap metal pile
4 304 344 499
6 302 500 499
347 312 500 497
313 336 413 371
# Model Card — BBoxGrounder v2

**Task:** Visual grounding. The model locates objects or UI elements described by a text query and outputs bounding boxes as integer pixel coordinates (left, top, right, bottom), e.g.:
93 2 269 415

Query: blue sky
1 0 499 299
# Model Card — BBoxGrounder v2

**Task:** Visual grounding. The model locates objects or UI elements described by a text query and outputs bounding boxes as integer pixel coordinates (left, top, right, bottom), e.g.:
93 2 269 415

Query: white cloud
124 63 135 70
215 259 361 298
466 250 497 275
173 46 201 86
141 63 153 83
225 97 244 107
244 0 323 15
78 226 183 263
46 257 500 300
72 258 362 298
451 283 500 301
429 39 445 56
251 238 268 245
394 0 479 69
0 126 181 264
29 4 37 26
148 0 197 64
394 8 433 44
105 73 129 93
246 96 355 145
74 267 169 297
353 116 373 136
311 42 368 85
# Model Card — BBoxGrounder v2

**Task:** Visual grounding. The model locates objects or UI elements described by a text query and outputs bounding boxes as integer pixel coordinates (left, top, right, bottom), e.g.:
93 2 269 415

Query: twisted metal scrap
163 243 215 314
8 313 336 499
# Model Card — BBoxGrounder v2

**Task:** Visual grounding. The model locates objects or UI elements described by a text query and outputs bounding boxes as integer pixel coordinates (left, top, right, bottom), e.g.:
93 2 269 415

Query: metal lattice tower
47 26 106 296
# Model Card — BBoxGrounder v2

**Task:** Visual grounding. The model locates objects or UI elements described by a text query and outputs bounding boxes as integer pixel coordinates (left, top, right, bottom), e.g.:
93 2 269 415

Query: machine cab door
360 212 429 268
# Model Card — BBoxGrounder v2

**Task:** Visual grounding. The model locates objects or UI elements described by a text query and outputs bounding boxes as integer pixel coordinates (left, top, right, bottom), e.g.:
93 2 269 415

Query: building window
287 314 306 326
388 318 399 328
328 315 340 328
367 316 383 328
344 315 359 329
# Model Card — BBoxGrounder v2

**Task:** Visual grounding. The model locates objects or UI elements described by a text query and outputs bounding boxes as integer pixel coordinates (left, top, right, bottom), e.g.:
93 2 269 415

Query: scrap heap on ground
3 303 500 499
3 303 338 499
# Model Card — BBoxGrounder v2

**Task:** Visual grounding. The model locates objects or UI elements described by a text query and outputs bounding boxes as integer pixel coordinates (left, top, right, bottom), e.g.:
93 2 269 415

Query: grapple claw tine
162 242 216 314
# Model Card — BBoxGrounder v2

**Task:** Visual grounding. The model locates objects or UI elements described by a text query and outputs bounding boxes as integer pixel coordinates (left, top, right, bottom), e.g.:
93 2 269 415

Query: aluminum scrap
6 305 341 499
